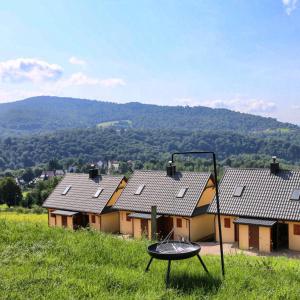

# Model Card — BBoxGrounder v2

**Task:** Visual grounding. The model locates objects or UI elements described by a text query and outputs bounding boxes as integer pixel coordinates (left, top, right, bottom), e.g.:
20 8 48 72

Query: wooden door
157 217 174 240
141 219 149 236
62 216 68 227
234 224 239 242
249 225 259 249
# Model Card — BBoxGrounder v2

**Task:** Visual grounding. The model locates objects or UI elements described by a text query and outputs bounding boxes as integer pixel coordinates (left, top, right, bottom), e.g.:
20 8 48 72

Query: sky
0 0 300 124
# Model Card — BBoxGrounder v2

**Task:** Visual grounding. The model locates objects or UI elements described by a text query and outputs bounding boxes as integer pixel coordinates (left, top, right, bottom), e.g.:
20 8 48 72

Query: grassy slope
0 214 300 299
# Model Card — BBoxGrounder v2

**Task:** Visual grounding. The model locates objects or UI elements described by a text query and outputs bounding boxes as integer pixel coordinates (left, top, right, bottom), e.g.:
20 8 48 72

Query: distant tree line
0 176 60 208
0 127 300 171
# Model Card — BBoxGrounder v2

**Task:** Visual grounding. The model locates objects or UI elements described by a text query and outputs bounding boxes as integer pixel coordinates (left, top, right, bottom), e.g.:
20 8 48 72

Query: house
108 160 120 172
40 170 65 180
40 170 55 180
113 163 216 241
54 169 65 176
208 158 300 253
42 167 127 233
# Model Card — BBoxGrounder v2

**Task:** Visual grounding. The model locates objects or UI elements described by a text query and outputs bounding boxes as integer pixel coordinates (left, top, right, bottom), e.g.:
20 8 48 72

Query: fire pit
145 240 209 287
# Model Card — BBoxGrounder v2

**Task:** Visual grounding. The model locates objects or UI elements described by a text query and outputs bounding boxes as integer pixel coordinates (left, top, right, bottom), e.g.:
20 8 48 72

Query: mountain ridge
0 96 296 135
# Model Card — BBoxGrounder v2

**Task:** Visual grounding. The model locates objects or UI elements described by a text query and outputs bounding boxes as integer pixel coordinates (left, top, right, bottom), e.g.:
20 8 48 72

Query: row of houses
43 158 300 253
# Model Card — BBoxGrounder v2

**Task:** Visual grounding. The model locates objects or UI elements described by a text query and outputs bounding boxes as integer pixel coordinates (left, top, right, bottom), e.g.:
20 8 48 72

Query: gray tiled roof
128 212 162 220
51 210 79 216
43 173 124 214
208 168 300 221
233 218 276 227
113 170 211 217
192 204 210 216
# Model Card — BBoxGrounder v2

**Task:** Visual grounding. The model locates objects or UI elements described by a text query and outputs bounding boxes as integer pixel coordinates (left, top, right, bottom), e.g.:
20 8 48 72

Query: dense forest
0 96 299 172
0 127 300 171
0 96 297 136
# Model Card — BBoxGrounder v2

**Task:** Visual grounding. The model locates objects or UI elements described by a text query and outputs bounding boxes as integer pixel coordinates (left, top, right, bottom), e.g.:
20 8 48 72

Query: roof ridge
134 169 212 175
225 167 297 172
65 173 124 177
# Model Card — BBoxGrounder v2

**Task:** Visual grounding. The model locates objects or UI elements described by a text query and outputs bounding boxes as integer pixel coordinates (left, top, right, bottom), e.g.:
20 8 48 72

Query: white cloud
100 78 126 87
282 0 298 15
174 98 200 107
174 97 276 114
292 104 300 110
69 56 86 66
201 98 277 114
0 58 63 83
62 72 126 87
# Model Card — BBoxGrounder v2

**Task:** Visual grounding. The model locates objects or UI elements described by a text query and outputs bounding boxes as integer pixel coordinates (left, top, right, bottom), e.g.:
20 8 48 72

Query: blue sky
0 0 300 123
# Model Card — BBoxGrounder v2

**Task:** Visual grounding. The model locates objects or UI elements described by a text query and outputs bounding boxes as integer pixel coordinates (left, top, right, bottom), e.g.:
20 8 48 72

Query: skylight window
93 188 103 198
134 184 145 195
290 189 300 201
62 185 71 195
177 188 188 198
233 186 245 197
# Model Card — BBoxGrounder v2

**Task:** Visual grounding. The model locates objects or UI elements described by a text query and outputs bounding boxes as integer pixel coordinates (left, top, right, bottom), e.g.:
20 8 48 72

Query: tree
21 168 35 183
0 177 22 207
20 192 35 208
48 159 62 171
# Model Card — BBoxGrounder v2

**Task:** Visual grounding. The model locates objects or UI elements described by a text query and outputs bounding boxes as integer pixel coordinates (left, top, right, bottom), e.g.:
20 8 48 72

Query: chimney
166 161 176 177
89 164 99 179
270 156 280 174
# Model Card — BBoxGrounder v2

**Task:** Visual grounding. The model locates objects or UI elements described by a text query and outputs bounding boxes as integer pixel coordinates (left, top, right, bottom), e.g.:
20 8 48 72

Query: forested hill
0 96 296 135
1 127 300 170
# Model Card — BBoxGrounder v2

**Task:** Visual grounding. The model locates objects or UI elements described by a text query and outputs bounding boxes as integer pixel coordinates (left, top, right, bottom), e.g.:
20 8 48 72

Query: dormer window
93 188 103 198
134 184 145 195
290 189 300 201
62 185 71 195
177 188 188 198
233 185 245 197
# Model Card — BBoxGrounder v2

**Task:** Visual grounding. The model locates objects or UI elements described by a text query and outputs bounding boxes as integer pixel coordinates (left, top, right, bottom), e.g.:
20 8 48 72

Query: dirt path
199 242 300 258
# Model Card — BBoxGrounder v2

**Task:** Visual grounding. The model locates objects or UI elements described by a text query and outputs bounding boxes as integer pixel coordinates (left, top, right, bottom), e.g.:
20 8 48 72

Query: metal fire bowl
147 241 201 260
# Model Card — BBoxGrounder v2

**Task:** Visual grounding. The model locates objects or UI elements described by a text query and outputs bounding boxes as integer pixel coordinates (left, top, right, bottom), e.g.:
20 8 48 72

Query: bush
31 205 46 214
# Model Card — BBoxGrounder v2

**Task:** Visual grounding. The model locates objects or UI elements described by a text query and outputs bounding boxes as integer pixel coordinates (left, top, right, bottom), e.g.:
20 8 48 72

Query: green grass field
1 213 300 299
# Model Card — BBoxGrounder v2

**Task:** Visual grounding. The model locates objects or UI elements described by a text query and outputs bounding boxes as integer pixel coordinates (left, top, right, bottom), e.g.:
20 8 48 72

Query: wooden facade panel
197 178 215 207
172 217 189 241
101 212 119 233
106 179 127 206
288 222 300 251
239 224 249 250
259 226 271 253
89 213 101 230
215 215 236 243
119 211 133 235
190 214 214 241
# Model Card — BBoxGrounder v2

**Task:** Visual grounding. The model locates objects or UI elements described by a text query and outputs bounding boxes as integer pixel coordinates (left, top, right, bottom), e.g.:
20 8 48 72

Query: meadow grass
0 213 300 299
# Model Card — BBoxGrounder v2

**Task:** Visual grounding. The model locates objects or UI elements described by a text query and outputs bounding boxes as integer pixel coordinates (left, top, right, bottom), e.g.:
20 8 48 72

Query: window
291 189 300 201
134 184 145 195
233 186 245 197
224 218 231 228
91 215 96 223
294 224 300 235
62 185 71 195
176 218 182 228
177 188 188 198
126 213 131 222
93 188 103 198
